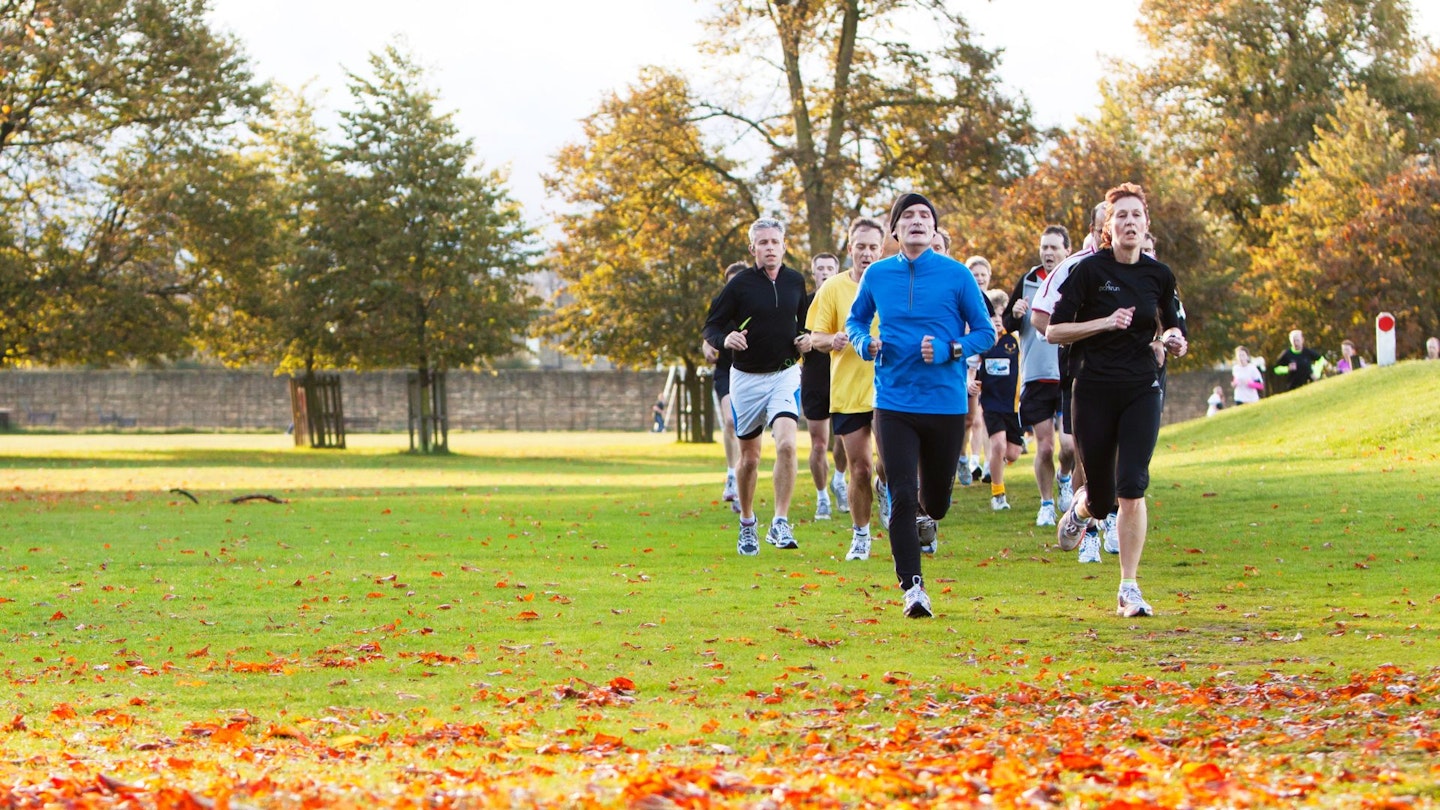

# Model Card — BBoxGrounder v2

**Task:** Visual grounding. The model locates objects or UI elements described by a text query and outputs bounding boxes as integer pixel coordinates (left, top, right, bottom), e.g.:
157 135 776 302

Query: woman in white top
1231 346 1264 405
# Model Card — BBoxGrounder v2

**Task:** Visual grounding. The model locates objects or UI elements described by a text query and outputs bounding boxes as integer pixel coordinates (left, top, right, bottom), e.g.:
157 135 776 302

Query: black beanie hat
888 192 938 237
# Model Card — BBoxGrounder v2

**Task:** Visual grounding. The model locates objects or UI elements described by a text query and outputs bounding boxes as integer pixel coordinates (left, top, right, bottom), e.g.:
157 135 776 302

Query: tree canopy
6 0 1440 384
0 0 261 366
1130 0 1440 233
321 45 537 377
696 0 1036 254
540 68 754 372
0 0 260 158
1246 89 1415 354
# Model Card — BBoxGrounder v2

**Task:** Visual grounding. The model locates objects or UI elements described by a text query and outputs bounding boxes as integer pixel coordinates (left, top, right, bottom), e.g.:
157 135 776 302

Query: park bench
98 409 137 428
344 415 380 431
24 408 57 426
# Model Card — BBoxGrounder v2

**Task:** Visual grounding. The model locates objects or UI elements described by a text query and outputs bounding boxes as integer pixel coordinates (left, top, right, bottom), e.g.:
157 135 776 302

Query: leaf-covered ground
2 363 1438 807
4 666 1440 807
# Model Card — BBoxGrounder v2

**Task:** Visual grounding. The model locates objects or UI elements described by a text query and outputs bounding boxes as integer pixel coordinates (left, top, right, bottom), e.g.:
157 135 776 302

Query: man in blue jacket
845 193 997 618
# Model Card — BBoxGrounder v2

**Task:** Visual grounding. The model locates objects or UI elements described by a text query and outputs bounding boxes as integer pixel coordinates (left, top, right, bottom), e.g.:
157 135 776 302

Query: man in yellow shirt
805 216 887 561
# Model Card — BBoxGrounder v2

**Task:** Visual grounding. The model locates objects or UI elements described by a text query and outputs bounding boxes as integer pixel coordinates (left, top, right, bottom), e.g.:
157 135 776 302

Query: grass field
1 362 1438 807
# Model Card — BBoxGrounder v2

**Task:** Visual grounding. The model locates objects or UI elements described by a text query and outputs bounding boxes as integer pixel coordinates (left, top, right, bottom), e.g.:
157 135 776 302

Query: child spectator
1206 386 1225 417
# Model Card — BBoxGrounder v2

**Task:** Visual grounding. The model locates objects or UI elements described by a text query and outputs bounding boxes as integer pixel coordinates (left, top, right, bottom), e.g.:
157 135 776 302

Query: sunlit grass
0 363 1437 806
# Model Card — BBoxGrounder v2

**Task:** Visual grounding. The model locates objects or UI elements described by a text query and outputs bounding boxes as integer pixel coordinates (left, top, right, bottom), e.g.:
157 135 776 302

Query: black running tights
1070 378 1162 518
874 409 967 589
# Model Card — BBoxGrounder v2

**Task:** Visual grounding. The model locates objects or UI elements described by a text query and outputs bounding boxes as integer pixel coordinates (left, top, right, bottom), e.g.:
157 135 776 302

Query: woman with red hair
1045 183 1187 618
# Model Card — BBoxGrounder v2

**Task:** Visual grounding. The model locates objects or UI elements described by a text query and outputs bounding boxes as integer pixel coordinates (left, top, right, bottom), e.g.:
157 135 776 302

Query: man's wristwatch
950 341 964 361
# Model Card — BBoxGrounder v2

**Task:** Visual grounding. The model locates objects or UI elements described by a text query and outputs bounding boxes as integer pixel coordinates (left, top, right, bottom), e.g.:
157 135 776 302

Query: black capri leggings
874 409 967 588
1070 377 1162 518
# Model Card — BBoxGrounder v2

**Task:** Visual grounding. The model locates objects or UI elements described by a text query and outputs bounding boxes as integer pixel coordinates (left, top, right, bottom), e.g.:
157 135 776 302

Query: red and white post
1376 312 1396 366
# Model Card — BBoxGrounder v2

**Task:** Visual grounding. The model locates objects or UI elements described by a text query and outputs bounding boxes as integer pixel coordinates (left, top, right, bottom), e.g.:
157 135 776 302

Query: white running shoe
903 580 933 618
815 492 832 521
1057 478 1074 513
1117 583 1154 617
917 515 938 554
956 459 971 486
876 478 892 529
737 522 760 556
831 473 849 514
722 472 738 504
1056 488 1089 552
1103 513 1119 554
991 495 1010 511
845 530 871 561
1077 529 1101 563
766 519 799 550
1035 502 1057 527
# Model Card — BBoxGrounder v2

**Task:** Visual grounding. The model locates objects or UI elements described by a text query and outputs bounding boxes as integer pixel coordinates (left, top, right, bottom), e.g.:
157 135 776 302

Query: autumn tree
25 140 246 364
0 0 261 366
324 45 537 453
185 90 349 374
1129 0 1440 234
541 69 755 440
698 0 1034 253
1312 159 1440 355
964 94 1238 363
1244 88 1409 355
0 0 259 157
0 130 280 366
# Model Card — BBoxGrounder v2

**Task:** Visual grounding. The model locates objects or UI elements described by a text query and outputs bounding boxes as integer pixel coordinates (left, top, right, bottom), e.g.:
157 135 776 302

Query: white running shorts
729 365 801 440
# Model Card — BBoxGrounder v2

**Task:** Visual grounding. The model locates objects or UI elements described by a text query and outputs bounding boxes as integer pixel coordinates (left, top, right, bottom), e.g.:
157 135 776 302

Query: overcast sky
207 1 1439 225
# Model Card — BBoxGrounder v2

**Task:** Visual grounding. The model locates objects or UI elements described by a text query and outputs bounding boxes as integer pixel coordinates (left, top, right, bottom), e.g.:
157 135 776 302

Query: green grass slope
0 363 1436 745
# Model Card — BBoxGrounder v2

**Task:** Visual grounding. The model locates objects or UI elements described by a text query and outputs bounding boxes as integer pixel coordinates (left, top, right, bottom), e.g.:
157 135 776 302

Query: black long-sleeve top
703 264 808 374
1051 250 1181 384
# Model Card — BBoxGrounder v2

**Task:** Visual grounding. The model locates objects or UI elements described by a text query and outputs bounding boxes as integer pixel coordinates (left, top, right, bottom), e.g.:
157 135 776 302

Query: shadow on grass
0 448 720 475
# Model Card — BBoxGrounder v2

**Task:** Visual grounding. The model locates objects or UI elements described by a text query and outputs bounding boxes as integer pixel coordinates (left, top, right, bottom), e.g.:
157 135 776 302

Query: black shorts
1060 375 1074 435
801 385 831 422
831 411 873 436
983 410 1024 447
1018 381 1062 429
1071 377 1162 512
714 359 731 398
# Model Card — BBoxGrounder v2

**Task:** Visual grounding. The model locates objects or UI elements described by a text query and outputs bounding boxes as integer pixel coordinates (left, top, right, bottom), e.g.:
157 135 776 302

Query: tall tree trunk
779 0 860 254
415 364 433 453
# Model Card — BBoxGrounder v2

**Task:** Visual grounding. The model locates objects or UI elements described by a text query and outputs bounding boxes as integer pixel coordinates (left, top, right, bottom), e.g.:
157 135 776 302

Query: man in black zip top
703 218 811 556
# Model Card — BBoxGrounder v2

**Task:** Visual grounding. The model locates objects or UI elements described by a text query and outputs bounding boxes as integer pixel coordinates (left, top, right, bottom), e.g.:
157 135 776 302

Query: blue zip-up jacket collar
843 248 996 415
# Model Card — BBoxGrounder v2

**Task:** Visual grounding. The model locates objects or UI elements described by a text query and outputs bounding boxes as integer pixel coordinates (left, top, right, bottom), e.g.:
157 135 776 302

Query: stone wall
0 367 1233 432
1161 368 1234 424
0 369 669 432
